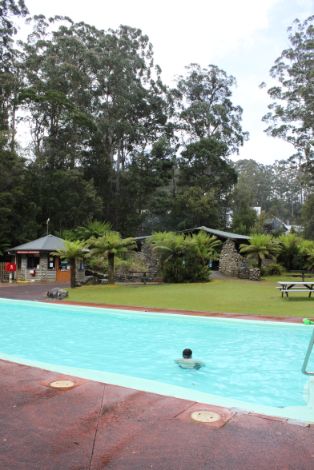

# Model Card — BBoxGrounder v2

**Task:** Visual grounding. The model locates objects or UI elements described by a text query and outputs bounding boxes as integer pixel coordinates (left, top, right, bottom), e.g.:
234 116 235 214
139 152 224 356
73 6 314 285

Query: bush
149 231 220 283
262 263 284 276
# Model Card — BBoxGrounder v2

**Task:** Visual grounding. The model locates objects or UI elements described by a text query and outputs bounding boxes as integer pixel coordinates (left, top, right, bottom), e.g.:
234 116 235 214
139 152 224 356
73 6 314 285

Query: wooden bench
277 286 314 298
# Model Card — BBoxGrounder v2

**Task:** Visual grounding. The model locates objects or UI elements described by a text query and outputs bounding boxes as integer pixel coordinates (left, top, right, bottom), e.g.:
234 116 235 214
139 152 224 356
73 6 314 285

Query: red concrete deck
0 281 68 301
1 360 314 470
1 283 314 469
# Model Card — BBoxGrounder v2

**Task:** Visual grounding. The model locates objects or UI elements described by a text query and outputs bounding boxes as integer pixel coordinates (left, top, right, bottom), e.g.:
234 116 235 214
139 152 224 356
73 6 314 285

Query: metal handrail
302 328 314 375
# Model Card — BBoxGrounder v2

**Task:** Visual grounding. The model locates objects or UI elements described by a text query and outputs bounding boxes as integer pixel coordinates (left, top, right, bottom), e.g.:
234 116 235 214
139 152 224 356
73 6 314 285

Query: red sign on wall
5 262 16 272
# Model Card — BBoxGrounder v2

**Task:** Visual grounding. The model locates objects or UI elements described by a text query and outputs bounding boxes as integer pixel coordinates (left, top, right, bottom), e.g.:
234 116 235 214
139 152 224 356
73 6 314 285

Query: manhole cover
191 410 221 423
49 380 75 390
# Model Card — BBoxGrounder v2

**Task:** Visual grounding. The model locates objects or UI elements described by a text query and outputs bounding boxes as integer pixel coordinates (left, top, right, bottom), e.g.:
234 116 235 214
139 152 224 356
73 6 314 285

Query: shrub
149 231 221 283
240 233 281 269
262 263 284 276
278 233 302 270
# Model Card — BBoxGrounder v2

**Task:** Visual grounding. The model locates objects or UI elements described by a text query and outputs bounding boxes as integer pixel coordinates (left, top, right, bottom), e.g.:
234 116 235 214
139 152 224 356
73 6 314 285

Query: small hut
8 235 85 283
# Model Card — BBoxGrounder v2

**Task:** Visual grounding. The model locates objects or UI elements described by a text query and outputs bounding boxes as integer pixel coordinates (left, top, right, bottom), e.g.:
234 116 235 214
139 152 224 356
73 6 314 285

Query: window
59 260 70 271
27 256 40 269
48 255 56 270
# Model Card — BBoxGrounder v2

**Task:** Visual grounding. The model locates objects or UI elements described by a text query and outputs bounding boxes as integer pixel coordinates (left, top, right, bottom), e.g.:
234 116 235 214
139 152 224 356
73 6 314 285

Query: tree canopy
262 15 314 165
0 5 314 256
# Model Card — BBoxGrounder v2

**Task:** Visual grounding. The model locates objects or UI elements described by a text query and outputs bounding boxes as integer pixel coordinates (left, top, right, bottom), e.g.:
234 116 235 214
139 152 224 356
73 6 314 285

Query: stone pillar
219 239 245 277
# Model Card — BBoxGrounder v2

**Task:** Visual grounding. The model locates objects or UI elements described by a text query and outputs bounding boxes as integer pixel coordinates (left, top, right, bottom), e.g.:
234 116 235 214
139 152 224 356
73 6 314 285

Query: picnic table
277 281 314 298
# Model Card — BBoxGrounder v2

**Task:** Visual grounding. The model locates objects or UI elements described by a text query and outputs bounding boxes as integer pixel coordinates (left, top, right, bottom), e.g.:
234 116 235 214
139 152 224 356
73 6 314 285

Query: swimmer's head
182 348 192 359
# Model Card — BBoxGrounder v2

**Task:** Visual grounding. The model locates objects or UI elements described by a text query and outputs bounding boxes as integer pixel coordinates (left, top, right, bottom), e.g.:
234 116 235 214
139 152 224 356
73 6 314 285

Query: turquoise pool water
1 299 314 419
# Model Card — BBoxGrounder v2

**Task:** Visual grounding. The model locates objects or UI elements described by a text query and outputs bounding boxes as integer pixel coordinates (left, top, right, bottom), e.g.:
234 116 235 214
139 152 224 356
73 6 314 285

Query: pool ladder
302 328 314 375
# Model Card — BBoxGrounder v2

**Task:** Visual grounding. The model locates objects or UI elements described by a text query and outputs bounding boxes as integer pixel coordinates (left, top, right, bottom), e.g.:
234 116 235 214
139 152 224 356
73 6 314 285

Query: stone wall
139 242 159 275
219 239 244 277
76 259 86 283
248 268 261 281
17 254 56 282
219 239 260 280
115 241 161 282
16 254 86 283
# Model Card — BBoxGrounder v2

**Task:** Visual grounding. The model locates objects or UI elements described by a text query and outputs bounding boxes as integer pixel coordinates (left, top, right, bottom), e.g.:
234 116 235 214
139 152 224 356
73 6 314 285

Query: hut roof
182 226 250 241
9 235 65 253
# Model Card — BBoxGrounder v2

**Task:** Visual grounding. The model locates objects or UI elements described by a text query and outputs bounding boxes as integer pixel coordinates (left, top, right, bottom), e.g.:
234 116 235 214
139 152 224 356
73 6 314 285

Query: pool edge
1 354 314 425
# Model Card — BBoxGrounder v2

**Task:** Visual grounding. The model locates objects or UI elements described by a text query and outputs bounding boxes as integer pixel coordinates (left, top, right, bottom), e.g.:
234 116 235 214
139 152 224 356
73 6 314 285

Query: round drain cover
49 380 75 390
191 410 221 423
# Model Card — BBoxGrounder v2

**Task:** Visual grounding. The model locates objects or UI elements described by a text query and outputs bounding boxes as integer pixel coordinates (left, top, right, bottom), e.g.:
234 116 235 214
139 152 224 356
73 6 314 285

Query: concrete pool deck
1 359 314 470
1 282 314 469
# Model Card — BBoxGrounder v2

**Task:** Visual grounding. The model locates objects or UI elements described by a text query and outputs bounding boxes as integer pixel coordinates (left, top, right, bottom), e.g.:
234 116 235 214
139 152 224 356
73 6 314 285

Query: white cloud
233 135 295 164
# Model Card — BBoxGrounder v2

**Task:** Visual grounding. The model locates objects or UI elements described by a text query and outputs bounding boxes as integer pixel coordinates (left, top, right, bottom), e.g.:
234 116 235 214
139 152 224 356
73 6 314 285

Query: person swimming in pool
175 348 205 370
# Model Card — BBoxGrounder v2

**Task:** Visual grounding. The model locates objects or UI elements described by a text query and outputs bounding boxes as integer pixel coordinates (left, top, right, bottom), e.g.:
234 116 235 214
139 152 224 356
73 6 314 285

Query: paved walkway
1 283 314 469
0 281 68 301
1 360 314 470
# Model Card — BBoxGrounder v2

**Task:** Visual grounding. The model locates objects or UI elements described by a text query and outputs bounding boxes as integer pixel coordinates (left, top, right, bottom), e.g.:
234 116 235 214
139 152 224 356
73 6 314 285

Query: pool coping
55 299 309 323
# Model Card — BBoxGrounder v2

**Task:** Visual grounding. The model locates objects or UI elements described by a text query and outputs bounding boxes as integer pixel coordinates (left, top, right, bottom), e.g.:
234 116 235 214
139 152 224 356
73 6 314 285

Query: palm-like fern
191 232 221 262
53 240 87 288
240 233 281 269
149 231 221 282
88 232 136 284
278 233 301 270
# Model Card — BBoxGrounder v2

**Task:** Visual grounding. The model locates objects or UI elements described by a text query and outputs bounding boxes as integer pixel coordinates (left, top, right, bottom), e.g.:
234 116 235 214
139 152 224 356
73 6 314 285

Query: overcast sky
22 0 313 164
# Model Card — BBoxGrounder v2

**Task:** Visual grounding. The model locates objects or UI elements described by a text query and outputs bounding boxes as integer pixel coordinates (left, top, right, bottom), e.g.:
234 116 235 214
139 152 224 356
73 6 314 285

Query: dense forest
0 1 313 253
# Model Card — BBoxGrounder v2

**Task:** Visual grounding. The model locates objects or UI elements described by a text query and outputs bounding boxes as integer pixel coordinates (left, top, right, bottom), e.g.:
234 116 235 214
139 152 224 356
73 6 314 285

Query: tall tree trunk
108 252 115 284
70 258 76 288
10 93 17 153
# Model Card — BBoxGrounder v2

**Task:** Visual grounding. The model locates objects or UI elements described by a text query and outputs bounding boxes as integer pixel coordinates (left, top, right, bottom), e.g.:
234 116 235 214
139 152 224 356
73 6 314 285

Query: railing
302 328 314 376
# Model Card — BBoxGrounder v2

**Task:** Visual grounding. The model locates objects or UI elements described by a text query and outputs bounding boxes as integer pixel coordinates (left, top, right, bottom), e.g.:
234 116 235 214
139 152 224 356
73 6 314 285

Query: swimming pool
1 298 314 422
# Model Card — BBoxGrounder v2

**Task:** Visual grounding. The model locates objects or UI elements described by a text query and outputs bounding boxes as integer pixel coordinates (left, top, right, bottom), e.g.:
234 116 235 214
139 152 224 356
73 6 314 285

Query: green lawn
65 275 314 318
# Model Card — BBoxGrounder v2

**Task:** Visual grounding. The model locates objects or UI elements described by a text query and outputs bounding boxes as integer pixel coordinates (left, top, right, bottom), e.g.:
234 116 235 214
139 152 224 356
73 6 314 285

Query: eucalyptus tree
175 137 237 228
20 18 170 229
0 0 28 149
231 184 257 235
233 159 274 209
0 148 40 253
233 158 308 225
0 1 40 251
302 194 314 240
24 164 103 234
179 138 236 191
262 15 314 165
82 24 170 225
173 63 248 154
270 159 306 222
19 16 96 169
117 136 177 234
